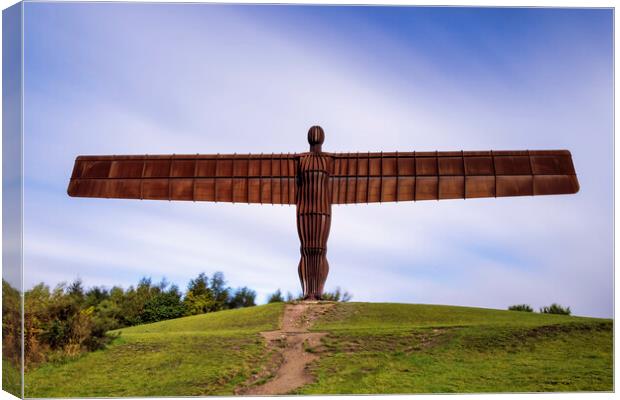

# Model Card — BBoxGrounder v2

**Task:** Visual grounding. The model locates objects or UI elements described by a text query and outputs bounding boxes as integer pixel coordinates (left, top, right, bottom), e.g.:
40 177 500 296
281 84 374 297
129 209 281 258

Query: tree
67 279 86 305
267 289 284 303
183 290 215 316
106 286 127 326
117 286 141 326
156 278 169 292
140 284 186 323
210 272 230 311
188 273 210 296
85 286 110 308
184 273 215 315
94 298 122 331
119 277 170 325
228 287 256 309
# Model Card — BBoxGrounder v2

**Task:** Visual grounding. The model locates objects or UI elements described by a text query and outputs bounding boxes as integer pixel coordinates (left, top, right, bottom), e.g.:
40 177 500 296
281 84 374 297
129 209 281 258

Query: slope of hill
25 303 285 397
23 302 612 397
302 303 612 394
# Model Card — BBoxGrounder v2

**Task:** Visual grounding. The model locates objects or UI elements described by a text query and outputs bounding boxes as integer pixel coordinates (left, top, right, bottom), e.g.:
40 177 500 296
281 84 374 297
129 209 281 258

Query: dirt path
238 302 334 395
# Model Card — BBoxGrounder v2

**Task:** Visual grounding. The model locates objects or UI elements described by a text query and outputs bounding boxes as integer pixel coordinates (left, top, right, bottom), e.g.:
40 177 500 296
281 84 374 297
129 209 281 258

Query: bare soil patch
237 302 334 395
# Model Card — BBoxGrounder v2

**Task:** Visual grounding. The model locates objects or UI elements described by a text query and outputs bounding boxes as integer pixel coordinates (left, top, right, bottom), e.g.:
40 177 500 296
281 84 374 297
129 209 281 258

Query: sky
19 4 613 317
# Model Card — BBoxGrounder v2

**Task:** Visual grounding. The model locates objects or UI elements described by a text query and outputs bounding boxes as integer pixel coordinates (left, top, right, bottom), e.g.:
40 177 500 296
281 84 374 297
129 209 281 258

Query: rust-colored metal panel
144 159 172 177
438 157 464 175
171 160 195 178
171 179 194 201
143 179 168 200
368 158 382 176
216 178 233 202
497 175 533 197
195 178 216 201
416 157 438 176
109 160 143 178
68 154 299 204
247 178 261 203
416 177 438 200
381 177 397 202
329 149 579 204
197 159 217 177
533 175 580 195
466 176 495 198
396 177 415 201
68 125 580 300
398 156 415 175
367 177 382 201
464 156 494 175
494 156 532 175
73 160 111 178
439 176 465 199
355 177 368 203
530 154 576 175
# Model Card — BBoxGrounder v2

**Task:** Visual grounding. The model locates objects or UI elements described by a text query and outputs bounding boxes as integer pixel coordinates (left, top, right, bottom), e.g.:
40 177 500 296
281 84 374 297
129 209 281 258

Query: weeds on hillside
540 303 571 315
267 287 352 303
508 304 533 312
508 303 571 315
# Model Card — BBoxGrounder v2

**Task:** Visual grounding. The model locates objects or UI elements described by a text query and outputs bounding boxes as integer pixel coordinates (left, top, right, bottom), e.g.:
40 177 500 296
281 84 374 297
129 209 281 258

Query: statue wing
68 153 299 204
328 150 579 204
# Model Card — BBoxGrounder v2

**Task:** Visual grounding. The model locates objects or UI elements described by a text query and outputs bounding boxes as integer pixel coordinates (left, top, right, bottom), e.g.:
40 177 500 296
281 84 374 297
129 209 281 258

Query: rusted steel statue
68 126 579 299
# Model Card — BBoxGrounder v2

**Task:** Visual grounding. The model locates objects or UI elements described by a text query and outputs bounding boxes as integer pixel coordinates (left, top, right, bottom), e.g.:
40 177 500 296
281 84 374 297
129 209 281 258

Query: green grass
299 302 613 394
2 357 21 397
113 302 283 335
23 302 613 396
310 302 595 331
24 303 284 397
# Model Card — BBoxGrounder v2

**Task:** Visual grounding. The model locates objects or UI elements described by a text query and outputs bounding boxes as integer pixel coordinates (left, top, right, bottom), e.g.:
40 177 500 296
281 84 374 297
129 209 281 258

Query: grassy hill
24 302 612 396
303 303 612 394
25 303 284 397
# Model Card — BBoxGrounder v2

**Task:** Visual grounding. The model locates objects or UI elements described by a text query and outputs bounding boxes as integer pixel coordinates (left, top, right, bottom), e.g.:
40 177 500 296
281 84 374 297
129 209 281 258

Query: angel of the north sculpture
68 126 579 300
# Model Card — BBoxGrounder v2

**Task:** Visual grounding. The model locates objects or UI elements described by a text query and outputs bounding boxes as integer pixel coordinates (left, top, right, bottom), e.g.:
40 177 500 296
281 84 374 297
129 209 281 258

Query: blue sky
21 4 612 317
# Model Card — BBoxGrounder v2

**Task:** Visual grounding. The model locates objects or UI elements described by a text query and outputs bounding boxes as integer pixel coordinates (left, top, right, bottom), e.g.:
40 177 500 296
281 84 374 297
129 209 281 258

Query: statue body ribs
68 126 579 300
297 127 331 299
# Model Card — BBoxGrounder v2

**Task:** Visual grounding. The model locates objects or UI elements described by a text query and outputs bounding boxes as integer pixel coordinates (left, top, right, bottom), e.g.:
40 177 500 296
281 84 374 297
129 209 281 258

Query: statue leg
297 213 331 300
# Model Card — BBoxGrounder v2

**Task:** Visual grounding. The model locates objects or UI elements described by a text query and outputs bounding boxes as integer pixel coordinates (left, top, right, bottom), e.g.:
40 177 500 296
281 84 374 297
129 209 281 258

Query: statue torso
296 153 332 215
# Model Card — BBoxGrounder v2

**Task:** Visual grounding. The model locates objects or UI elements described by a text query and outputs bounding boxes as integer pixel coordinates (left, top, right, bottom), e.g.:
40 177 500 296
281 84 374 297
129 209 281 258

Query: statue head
308 125 325 152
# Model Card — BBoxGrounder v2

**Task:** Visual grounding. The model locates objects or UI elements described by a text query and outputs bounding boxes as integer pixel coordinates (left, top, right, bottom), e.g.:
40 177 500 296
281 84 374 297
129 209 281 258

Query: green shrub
508 304 533 312
3 280 22 367
17 271 259 367
23 280 115 366
540 303 571 315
